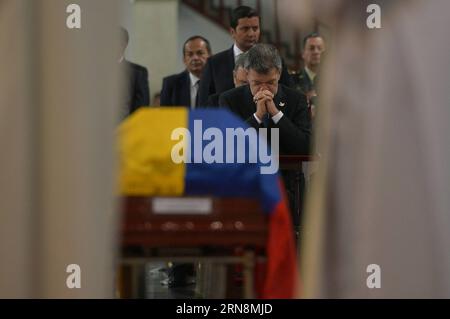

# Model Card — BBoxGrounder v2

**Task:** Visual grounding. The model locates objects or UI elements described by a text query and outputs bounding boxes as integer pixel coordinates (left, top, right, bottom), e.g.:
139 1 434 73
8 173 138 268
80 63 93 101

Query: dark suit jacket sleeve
219 93 261 130
274 94 311 155
206 95 214 107
160 77 173 106
132 67 150 112
205 95 215 108
218 92 228 108
206 93 223 108
245 114 261 129
198 59 215 106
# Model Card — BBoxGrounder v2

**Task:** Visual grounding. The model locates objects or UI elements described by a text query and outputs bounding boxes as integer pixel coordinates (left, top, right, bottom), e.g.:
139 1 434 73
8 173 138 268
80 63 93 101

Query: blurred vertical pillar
0 0 122 297
300 0 450 298
0 0 35 298
36 0 121 298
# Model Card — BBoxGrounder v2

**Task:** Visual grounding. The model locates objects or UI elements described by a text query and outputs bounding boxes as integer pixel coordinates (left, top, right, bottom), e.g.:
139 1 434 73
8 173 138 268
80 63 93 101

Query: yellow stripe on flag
118 107 187 196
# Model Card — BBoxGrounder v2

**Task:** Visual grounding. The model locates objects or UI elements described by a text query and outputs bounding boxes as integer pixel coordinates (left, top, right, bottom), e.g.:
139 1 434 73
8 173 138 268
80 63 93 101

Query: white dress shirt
304 66 316 83
253 111 283 125
233 44 244 61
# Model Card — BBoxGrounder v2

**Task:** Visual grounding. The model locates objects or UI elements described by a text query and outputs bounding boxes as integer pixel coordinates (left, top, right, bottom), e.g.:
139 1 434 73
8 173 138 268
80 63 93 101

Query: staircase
181 0 312 72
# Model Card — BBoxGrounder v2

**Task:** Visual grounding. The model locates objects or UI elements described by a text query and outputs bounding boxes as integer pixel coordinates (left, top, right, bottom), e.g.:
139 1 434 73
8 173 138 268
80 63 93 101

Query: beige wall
177 3 231 71
131 0 178 102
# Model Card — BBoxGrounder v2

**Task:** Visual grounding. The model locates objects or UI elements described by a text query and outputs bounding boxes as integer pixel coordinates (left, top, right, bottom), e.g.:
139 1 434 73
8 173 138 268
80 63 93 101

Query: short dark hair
182 35 212 56
303 32 322 49
230 6 260 29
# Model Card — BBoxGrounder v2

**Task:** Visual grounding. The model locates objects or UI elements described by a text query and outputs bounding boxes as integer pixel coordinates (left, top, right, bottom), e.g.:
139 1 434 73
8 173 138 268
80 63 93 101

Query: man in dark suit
160 36 211 108
197 5 292 107
292 33 325 117
119 27 150 119
219 43 311 233
206 52 248 107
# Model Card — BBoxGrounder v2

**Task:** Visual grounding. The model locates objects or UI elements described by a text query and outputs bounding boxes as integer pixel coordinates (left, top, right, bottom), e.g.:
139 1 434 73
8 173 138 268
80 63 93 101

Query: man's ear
230 27 236 39
276 70 282 81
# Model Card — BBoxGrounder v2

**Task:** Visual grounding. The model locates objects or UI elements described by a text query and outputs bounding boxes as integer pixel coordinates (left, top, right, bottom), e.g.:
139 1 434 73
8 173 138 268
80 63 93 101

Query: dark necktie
263 113 271 128
193 80 199 108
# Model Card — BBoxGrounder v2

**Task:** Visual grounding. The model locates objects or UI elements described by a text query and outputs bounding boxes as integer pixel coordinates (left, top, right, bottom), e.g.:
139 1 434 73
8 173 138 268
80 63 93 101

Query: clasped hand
253 88 278 119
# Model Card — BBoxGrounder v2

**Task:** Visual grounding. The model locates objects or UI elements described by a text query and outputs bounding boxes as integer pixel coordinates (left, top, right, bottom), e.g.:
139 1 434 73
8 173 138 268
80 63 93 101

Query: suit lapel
274 85 287 113
180 71 191 107
302 68 313 90
228 46 235 69
226 47 236 90
119 61 133 116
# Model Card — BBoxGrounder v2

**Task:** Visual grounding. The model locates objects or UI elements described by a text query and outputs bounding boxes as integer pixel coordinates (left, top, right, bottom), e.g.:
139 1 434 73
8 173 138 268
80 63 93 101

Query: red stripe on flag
259 180 298 299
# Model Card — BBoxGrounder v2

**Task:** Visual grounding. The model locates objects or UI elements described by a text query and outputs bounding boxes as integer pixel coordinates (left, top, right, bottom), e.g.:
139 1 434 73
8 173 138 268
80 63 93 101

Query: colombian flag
118 107 297 298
